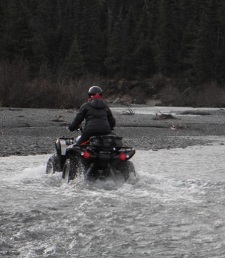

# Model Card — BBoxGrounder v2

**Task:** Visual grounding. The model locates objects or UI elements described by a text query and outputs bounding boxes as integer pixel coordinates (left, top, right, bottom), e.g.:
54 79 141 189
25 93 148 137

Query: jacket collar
88 94 103 101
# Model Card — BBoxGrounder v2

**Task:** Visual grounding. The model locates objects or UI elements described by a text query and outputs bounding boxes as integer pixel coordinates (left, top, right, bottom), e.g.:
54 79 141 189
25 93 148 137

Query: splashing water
1 143 225 257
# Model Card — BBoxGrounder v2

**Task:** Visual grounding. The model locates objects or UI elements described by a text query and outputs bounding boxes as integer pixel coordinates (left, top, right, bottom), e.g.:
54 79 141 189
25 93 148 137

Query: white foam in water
0 154 51 182
1 143 225 186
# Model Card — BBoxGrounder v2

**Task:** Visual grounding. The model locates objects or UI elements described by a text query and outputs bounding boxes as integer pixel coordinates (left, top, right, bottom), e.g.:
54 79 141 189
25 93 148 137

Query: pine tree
192 0 219 82
120 6 137 77
33 0 63 71
63 36 85 79
0 0 7 60
134 39 155 78
104 14 123 76
1 0 35 61
79 0 104 74
154 0 181 76
133 1 158 78
58 0 83 67
214 0 225 83
175 1 202 84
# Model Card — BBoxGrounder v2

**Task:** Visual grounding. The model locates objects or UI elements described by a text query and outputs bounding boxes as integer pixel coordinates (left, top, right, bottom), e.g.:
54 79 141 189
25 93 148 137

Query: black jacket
69 98 116 133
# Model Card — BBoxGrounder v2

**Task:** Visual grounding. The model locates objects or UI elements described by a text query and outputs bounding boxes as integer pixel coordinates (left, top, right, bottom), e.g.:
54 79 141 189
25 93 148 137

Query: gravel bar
1 106 225 156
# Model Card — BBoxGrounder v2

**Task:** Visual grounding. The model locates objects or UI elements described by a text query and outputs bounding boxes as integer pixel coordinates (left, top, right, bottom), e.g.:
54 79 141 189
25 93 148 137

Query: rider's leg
76 132 92 145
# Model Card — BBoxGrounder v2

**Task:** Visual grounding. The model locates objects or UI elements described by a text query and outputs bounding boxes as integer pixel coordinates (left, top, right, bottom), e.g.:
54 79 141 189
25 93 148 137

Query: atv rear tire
117 161 136 181
46 156 57 174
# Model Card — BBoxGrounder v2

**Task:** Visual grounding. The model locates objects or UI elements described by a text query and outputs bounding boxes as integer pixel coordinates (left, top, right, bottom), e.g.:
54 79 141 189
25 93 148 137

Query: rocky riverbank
1 106 225 156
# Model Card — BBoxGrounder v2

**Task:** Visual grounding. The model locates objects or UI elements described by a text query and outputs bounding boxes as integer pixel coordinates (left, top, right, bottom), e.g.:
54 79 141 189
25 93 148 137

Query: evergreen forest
1 0 225 107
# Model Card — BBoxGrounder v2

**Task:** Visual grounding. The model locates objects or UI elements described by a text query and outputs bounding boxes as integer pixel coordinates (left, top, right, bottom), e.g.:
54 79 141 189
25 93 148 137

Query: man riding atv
46 86 136 182
68 86 116 144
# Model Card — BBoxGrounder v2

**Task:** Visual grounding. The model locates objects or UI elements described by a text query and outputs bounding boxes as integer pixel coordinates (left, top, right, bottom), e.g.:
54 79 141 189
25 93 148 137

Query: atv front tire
46 156 57 174
62 156 77 183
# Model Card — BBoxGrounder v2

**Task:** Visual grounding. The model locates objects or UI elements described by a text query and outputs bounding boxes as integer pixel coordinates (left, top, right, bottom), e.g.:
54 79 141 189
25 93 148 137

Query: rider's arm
107 107 116 129
68 104 87 131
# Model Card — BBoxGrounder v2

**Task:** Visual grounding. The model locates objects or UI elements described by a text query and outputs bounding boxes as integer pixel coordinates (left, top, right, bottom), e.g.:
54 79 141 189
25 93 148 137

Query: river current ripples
1 144 225 258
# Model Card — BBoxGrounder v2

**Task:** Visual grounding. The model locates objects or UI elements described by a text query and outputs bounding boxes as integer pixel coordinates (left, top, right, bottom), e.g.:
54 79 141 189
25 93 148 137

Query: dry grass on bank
158 82 225 107
1 60 225 108
0 60 105 108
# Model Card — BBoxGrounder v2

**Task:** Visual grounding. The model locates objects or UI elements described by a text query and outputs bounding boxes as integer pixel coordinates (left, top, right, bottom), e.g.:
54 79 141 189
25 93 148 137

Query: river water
1 140 225 258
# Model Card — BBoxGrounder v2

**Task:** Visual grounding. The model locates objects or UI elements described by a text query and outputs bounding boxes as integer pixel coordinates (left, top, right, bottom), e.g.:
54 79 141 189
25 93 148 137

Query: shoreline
1 107 225 157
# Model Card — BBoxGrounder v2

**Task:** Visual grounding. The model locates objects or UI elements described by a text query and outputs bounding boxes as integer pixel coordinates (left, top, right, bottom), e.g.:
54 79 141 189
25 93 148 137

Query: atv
46 132 136 183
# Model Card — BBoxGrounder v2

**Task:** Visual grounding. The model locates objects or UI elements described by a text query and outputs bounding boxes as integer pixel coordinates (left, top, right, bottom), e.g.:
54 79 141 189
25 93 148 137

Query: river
1 141 225 258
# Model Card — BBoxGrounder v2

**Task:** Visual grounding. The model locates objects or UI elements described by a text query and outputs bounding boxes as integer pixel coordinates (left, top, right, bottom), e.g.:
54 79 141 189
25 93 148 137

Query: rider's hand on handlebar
77 126 83 132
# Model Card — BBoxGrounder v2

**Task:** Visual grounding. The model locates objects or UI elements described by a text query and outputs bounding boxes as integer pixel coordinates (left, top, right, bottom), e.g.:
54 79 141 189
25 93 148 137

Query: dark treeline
1 0 225 107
